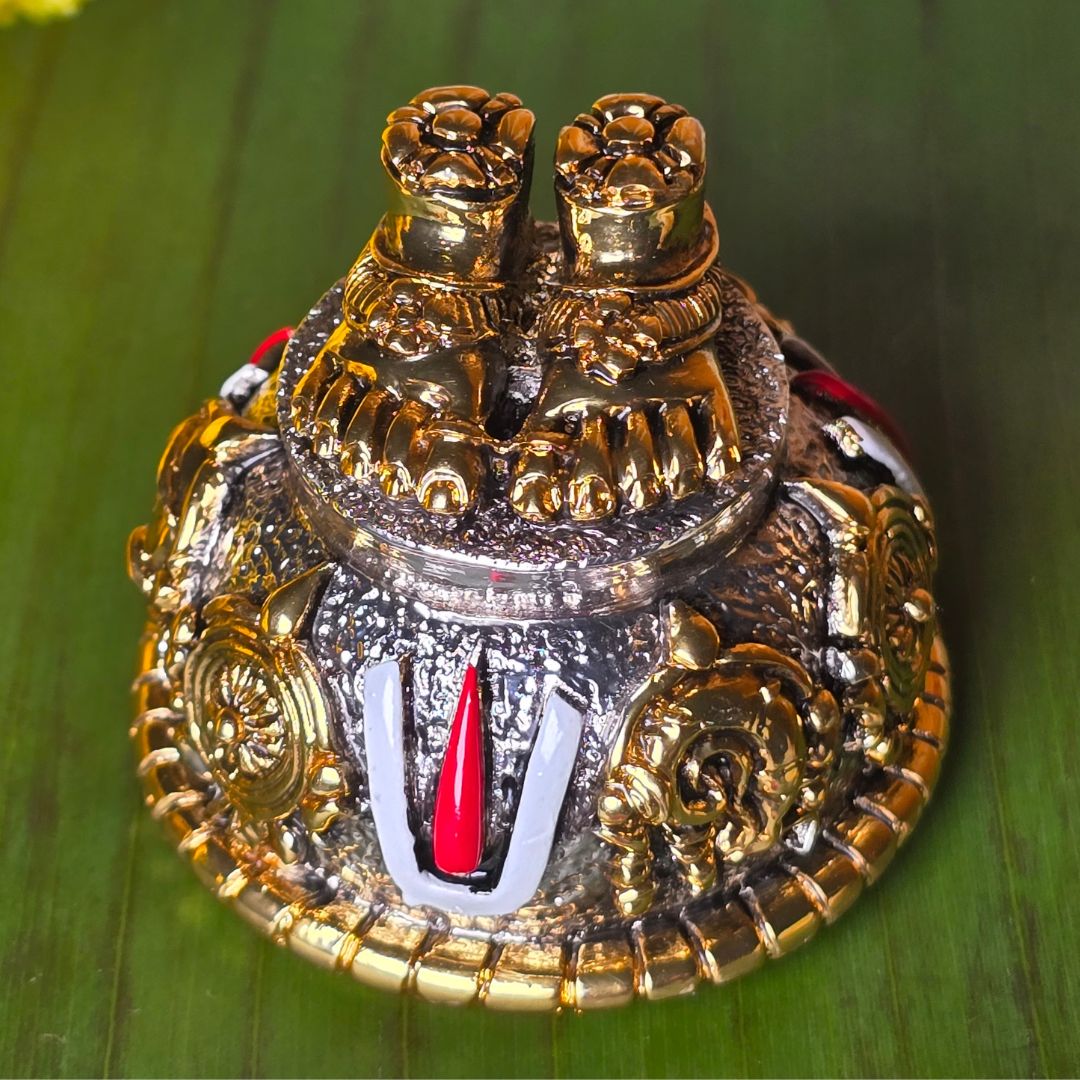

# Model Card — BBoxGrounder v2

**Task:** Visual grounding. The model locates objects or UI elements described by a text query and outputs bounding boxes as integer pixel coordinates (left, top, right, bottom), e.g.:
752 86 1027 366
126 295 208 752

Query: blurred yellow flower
0 0 88 26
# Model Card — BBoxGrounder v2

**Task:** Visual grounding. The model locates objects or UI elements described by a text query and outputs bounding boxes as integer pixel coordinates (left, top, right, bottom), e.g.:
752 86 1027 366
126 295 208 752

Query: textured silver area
151 262 932 944
308 566 662 914
701 494 828 676
279 271 789 619
217 449 328 604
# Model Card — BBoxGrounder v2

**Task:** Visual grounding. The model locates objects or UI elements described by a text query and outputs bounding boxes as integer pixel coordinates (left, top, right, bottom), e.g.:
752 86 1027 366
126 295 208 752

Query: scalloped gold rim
131 630 950 1012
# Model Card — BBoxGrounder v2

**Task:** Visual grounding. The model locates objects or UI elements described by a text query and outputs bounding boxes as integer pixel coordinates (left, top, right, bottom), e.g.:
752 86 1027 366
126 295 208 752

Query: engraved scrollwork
786 479 938 765
598 602 838 916
869 488 937 714
176 564 348 858
127 400 279 613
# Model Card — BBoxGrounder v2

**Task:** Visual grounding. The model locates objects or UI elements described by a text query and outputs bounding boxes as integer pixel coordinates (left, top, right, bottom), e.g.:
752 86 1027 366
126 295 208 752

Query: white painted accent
362 659 583 916
831 415 924 497
219 363 269 408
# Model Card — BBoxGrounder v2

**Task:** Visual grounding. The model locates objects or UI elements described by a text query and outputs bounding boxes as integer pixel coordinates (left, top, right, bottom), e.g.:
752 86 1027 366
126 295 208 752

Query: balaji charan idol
128 87 949 1009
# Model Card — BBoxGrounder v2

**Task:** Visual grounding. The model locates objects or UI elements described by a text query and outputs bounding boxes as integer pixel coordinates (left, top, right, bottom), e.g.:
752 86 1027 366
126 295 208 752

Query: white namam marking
362 659 583 916
219 362 270 409
826 415 925 497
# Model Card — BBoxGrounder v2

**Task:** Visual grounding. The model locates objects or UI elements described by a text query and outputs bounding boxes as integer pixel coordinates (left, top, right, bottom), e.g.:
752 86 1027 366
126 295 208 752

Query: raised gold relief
552 93 715 289
513 308 739 521
136 564 348 866
598 602 839 916
287 88 740 523
288 86 530 516
786 480 938 765
127 400 278 613
507 94 739 521
183 565 345 844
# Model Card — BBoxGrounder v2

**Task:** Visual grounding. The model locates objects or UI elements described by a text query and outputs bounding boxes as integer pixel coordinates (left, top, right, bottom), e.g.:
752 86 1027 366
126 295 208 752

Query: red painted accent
791 369 911 457
432 664 486 875
247 326 294 368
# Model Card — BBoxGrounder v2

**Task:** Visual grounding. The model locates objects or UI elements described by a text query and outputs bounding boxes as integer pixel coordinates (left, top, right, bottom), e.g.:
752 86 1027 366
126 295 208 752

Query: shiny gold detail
869 491 938 714
288 916 358 973
538 268 725 367
288 84 532 517
376 85 534 282
183 574 344 837
288 89 741 523
682 901 765 985
568 292 663 385
554 93 714 289
130 558 348 881
413 935 493 1005
349 913 428 993
511 93 738 522
614 408 664 511
297 307 502 515
663 599 721 670
569 938 636 1011
566 414 616 521
746 873 823 956
786 479 938 766
484 942 565 1012
127 401 278 613
635 924 699 1000
342 261 498 354
511 341 740 522
825 810 898 886
598 602 834 916
259 563 332 639
858 774 925 841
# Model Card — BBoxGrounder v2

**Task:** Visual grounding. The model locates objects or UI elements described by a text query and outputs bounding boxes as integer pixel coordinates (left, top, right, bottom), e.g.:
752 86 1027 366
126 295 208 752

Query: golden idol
128 87 949 1010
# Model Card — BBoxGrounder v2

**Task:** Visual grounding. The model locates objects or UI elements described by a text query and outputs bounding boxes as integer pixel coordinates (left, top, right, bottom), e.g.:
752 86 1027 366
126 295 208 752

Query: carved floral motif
598 602 839 916
786 480 938 765
570 293 663 385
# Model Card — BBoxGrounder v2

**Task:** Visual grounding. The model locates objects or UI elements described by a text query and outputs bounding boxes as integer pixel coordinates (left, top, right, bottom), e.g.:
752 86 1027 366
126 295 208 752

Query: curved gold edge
131 629 950 1012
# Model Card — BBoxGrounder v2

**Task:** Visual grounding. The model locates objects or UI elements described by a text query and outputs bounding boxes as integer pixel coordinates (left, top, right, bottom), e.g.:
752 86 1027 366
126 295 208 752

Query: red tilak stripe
247 326 294 368
432 663 486 876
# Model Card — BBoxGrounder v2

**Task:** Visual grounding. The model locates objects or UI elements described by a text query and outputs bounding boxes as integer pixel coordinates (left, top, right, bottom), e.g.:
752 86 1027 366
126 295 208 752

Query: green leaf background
1 1 1078 1076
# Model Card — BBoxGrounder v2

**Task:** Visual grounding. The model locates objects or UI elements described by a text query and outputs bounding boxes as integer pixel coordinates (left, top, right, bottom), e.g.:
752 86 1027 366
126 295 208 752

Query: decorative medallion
128 86 950 1010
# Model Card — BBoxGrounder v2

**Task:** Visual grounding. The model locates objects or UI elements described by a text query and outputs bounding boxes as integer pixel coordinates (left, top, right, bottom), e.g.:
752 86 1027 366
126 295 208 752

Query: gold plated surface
286 88 740 522
129 621 948 1010
597 601 834 916
127 85 952 1011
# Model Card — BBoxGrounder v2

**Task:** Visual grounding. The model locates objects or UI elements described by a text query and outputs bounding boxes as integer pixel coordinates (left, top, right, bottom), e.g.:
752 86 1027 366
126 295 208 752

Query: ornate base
132 630 948 1009
127 86 951 1010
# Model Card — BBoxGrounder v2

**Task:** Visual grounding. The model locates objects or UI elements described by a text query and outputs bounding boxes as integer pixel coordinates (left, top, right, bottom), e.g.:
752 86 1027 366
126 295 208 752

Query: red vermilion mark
791 369 911 457
247 326 294 368
432 663 486 875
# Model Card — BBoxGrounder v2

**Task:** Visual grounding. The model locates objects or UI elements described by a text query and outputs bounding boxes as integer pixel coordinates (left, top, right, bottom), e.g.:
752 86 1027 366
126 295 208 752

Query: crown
554 93 717 289
373 85 535 282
